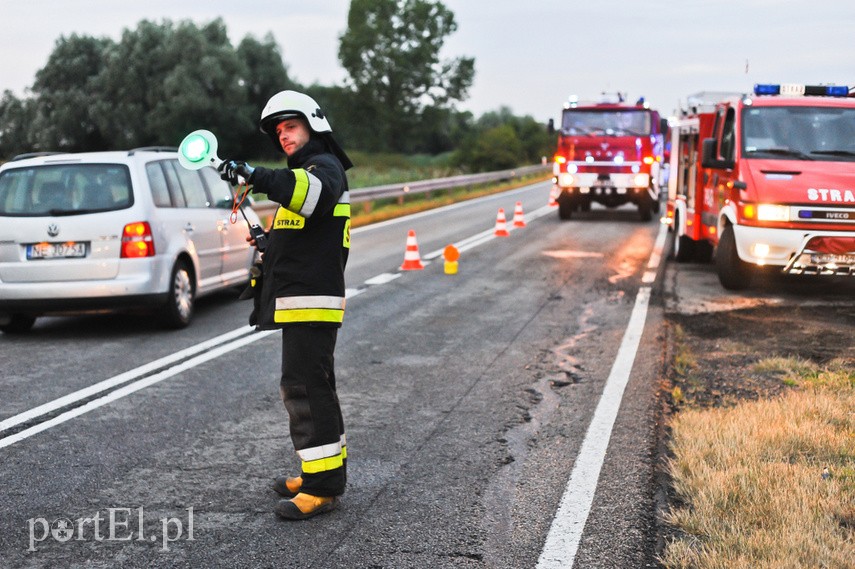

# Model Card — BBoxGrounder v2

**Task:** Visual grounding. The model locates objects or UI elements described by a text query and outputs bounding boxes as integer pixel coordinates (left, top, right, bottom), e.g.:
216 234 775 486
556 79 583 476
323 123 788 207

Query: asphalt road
0 181 667 568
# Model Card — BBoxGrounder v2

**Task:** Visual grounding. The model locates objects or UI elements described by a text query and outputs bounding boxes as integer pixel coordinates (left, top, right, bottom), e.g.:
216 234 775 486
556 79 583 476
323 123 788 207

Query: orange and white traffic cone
400 229 425 270
548 185 559 207
494 208 510 237
512 201 526 227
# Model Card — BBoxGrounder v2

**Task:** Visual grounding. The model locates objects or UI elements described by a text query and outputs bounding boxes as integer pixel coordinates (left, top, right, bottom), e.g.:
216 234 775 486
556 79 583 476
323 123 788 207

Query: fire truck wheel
716 224 752 290
558 196 574 220
671 215 696 262
638 199 653 222
695 240 714 263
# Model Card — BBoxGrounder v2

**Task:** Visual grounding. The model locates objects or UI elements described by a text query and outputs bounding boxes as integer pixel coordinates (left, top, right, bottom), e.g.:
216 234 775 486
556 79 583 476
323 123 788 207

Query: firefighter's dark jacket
249 137 350 329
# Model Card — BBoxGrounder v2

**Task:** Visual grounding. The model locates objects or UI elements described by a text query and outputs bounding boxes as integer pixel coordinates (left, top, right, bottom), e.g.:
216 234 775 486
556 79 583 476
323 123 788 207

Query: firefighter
219 90 352 520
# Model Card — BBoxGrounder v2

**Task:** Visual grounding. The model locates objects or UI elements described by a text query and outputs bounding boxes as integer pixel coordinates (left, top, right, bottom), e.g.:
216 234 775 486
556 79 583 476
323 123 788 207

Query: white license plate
810 253 855 265
26 242 88 260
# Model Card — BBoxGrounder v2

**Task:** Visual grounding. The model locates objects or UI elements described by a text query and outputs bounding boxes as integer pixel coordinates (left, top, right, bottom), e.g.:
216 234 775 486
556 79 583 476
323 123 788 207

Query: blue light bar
754 84 780 96
825 85 849 97
753 83 850 97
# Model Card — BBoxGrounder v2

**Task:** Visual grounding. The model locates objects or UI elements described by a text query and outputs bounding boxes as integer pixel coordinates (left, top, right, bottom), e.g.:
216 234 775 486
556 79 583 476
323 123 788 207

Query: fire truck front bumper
733 225 855 275
556 172 649 191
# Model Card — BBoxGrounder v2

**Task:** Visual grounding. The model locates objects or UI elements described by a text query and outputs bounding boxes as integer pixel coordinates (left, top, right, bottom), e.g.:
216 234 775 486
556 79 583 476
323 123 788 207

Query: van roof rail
128 146 178 155
11 151 67 161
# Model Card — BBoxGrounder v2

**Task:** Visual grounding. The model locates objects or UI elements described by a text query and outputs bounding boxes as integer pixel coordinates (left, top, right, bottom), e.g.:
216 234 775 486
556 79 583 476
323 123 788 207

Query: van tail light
121 222 155 258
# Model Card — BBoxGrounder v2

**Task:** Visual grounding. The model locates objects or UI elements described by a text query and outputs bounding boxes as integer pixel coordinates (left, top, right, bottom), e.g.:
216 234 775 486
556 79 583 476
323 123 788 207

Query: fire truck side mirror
547 118 555 135
701 137 734 169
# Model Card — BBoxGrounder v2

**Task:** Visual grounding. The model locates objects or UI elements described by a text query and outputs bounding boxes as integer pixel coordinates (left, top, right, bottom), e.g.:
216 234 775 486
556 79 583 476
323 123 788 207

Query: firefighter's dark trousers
280 325 346 497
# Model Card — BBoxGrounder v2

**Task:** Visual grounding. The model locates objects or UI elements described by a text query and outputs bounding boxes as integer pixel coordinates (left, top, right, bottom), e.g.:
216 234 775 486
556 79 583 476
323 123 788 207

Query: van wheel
716 224 752 290
161 260 194 329
0 314 37 334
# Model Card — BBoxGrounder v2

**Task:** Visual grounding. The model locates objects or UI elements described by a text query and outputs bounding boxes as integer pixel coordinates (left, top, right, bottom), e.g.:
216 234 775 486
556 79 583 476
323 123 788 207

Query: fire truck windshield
742 106 855 161
560 110 651 136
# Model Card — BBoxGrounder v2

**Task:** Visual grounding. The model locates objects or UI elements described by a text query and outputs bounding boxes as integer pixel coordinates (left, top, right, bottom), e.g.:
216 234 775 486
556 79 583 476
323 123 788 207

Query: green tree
236 33 299 158
29 34 112 152
92 19 255 154
452 106 553 172
338 0 474 152
455 124 523 172
0 91 36 158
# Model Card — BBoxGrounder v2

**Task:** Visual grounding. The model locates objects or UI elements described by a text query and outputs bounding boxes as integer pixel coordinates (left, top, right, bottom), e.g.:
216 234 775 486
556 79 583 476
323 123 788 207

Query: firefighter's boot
272 475 302 498
274 492 339 520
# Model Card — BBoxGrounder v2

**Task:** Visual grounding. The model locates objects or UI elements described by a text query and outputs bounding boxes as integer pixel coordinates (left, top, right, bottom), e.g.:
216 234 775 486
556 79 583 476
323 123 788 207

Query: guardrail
251 163 551 221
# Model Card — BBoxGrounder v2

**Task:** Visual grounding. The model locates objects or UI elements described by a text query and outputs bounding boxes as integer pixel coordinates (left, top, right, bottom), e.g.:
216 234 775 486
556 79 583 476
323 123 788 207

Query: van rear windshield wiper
748 147 814 160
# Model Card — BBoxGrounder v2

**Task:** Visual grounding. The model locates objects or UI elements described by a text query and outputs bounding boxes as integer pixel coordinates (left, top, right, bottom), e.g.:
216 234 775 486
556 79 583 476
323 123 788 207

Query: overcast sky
3 0 855 124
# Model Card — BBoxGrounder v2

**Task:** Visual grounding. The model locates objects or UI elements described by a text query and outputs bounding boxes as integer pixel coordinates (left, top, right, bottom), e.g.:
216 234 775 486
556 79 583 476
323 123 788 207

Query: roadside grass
661 355 855 568
669 325 701 405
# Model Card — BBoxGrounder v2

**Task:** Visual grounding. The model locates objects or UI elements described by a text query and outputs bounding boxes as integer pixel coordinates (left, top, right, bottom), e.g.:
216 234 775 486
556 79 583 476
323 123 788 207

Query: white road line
364 273 402 286
536 223 665 568
0 330 278 450
0 325 256 434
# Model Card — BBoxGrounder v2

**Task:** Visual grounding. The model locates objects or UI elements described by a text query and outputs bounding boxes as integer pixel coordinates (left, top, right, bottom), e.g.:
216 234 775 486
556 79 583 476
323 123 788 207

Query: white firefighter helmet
259 90 331 135
258 89 353 169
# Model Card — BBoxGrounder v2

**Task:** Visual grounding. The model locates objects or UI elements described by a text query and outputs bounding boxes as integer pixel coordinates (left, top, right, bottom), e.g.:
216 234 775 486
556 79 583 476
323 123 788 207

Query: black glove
218 160 255 186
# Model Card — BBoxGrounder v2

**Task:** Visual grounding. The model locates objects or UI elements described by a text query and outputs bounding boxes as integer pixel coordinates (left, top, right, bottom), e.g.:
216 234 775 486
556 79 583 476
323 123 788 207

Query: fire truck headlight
567 163 578 174
633 174 649 187
585 155 594 163
757 204 790 222
614 155 624 165
559 173 575 187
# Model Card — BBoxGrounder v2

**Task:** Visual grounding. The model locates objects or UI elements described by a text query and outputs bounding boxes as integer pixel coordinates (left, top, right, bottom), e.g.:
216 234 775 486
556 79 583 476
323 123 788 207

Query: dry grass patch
661 360 855 568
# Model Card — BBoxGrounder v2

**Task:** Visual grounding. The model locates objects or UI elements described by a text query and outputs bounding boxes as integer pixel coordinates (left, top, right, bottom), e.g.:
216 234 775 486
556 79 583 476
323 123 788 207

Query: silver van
0 148 261 332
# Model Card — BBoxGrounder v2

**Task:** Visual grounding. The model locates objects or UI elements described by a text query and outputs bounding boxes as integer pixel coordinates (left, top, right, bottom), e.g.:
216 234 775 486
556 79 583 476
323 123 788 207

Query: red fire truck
665 83 855 289
550 93 665 221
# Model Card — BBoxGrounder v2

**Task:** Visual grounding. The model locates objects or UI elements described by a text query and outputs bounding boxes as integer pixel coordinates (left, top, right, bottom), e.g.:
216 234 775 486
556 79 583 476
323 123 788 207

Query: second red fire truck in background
665 83 855 289
550 93 666 221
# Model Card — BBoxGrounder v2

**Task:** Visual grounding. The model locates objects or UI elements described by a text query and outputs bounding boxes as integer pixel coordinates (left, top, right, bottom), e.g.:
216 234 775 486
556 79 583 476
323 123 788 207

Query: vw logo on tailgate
47 223 59 237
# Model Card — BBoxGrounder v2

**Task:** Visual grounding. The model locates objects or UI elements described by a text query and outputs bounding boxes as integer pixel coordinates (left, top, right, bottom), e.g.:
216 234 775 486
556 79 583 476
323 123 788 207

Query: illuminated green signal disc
181 134 209 163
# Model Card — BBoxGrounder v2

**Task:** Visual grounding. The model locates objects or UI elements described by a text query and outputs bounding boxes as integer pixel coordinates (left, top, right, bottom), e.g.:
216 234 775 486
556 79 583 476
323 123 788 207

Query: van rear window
0 164 132 216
